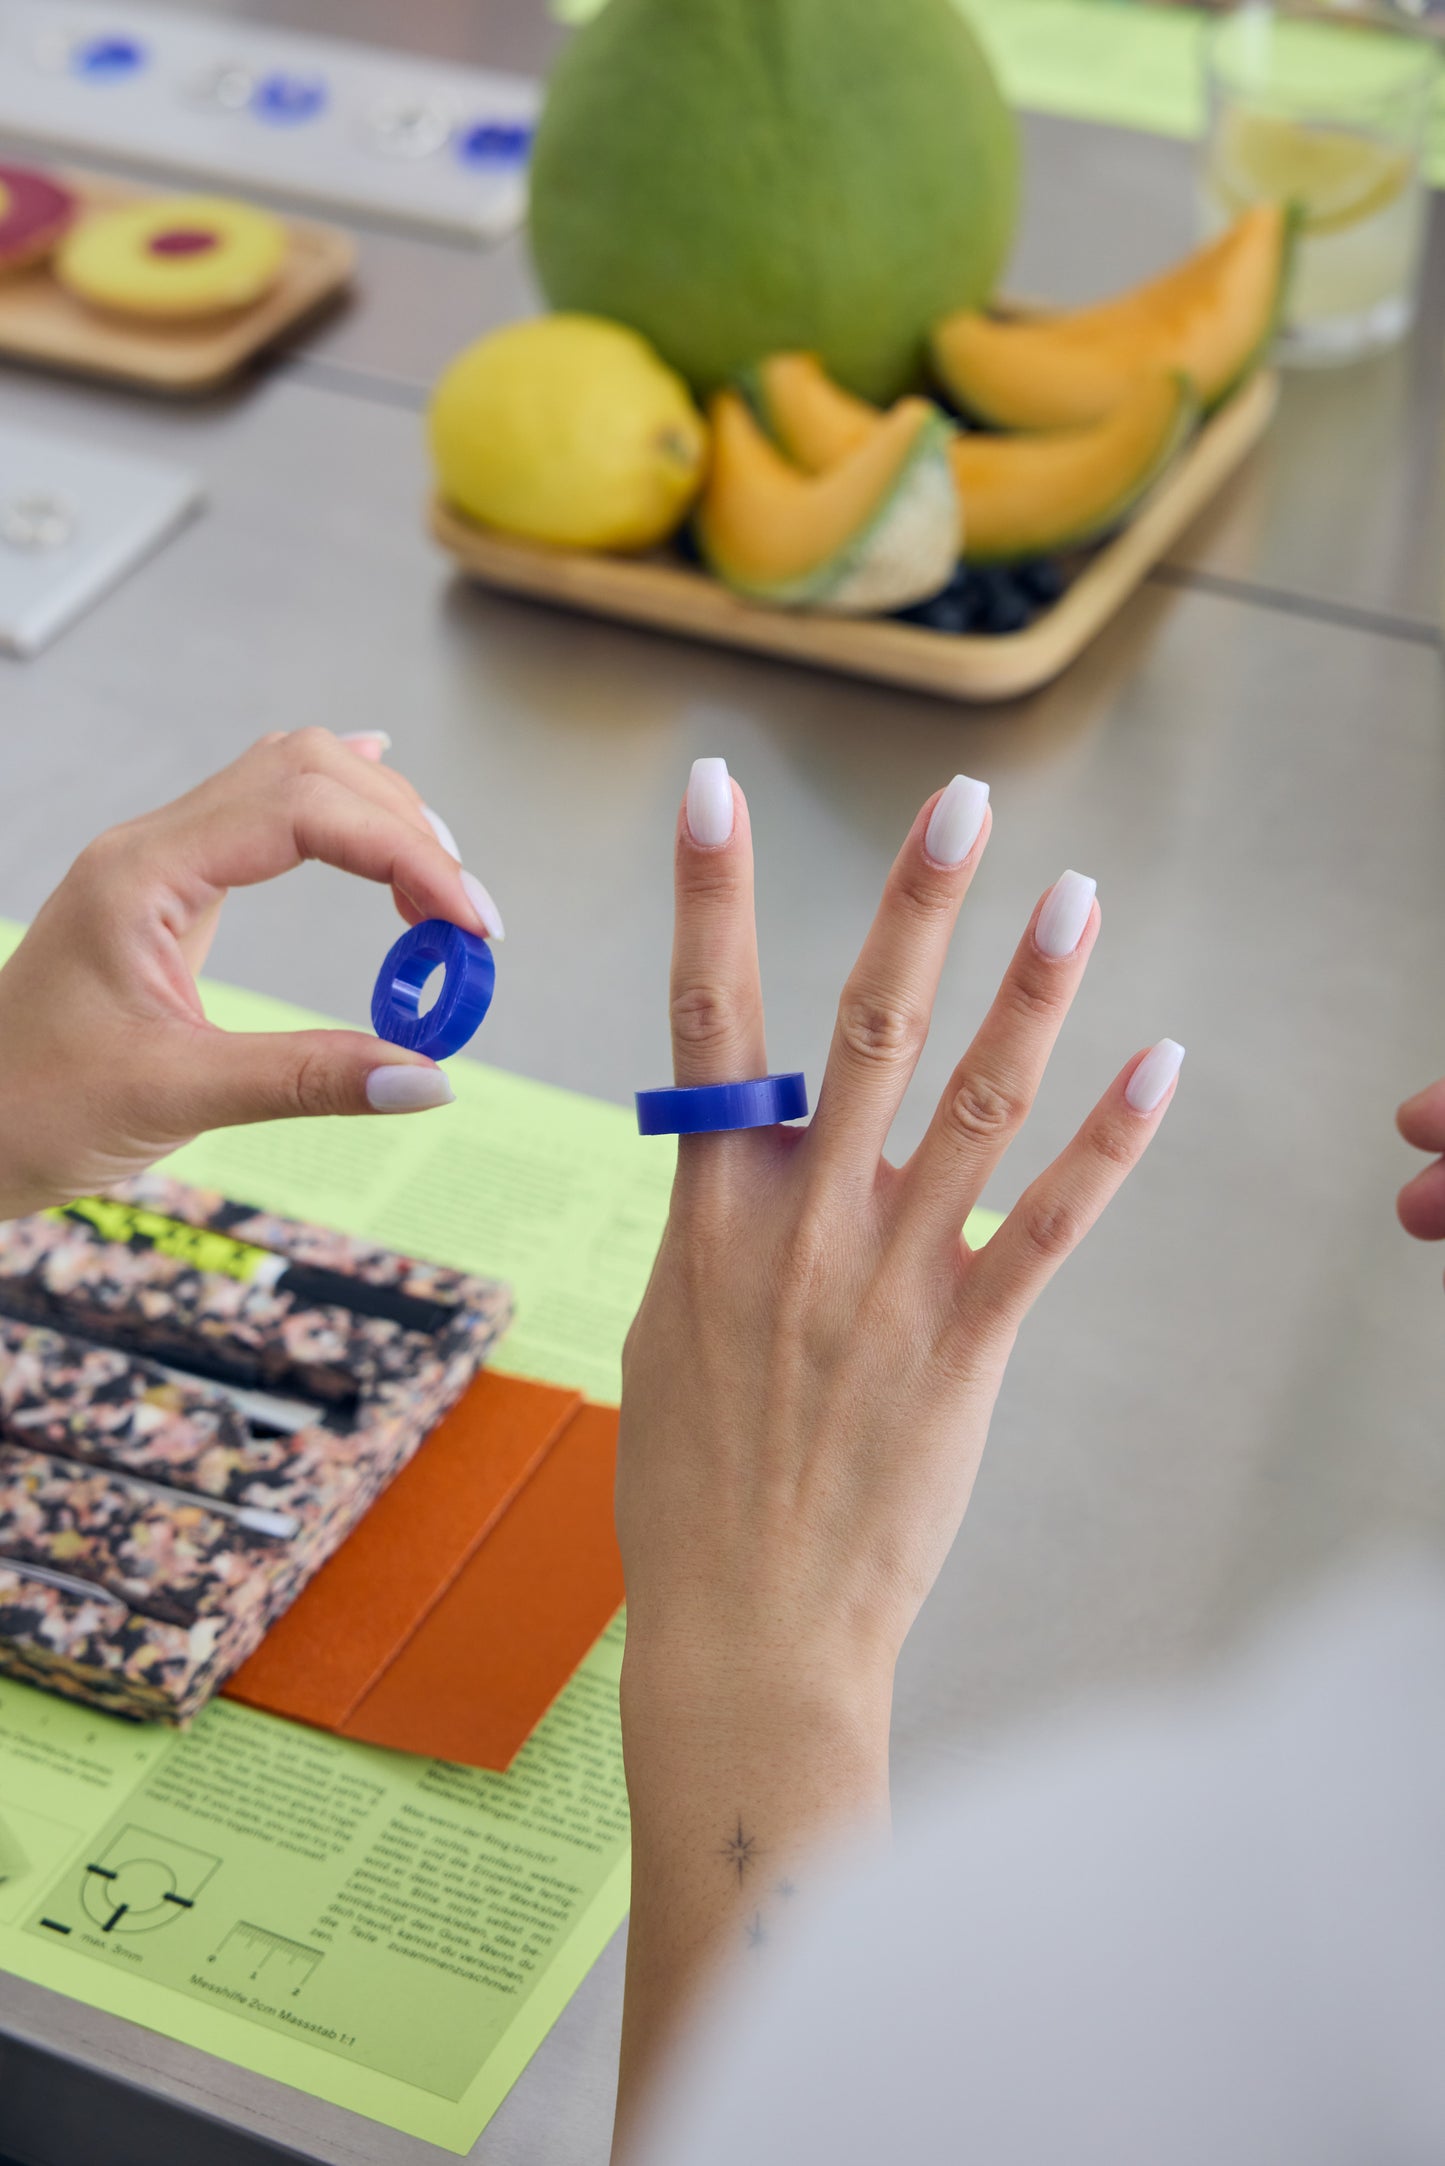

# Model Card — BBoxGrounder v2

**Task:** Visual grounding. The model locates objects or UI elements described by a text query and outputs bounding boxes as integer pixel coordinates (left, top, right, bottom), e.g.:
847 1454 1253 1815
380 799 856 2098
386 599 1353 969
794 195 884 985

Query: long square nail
687 756 734 846
1126 1039 1186 1114
924 774 989 867
1036 870 1096 958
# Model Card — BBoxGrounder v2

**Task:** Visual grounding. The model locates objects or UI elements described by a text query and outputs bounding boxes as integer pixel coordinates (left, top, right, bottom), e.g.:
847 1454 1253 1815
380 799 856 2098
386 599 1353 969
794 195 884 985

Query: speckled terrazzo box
0 1172 512 1722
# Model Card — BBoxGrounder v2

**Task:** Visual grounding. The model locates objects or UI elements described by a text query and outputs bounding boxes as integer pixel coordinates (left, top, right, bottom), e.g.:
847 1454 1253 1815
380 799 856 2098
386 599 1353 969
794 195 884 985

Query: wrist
0 1163 56 1223
620 1581 900 1726
620 1627 894 1821
0 1148 70 1223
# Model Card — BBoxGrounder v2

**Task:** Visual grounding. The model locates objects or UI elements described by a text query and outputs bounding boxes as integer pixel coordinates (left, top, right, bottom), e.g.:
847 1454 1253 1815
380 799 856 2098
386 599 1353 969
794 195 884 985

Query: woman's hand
0 729 504 1221
613 759 1183 2150
1398 1078 1445 1248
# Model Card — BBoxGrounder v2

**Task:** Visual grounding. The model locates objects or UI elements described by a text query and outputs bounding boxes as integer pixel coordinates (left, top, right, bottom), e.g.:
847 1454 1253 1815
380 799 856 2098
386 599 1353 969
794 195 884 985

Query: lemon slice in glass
1211 109 1412 234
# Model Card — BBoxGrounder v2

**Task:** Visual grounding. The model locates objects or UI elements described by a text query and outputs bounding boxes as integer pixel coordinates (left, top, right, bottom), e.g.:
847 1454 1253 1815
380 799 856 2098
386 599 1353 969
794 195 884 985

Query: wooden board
0 169 355 395
431 370 1278 704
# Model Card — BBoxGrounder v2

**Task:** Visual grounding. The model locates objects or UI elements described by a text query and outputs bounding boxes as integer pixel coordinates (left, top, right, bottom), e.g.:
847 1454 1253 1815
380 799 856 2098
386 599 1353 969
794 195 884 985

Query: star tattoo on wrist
719 1813 761 1886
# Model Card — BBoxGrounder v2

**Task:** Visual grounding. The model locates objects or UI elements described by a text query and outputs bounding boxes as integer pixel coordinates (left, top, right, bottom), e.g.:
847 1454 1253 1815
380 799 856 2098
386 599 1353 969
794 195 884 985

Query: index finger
669 757 767 1088
180 772 493 937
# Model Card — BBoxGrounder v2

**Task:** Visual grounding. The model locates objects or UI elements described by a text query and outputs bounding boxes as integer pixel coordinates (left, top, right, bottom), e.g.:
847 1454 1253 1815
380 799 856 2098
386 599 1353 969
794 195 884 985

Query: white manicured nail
686 756 734 847
924 774 989 867
1126 1039 1186 1115
423 805 461 861
459 869 505 940
366 1065 455 1112
339 730 392 756
1036 870 1097 958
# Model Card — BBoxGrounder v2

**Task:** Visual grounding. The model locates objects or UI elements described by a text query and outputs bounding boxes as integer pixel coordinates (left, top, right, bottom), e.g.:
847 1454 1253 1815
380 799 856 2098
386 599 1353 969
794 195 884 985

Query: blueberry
673 522 705 567
895 568 990 633
929 593 977 633
894 593 957 631
1015 557 1066 606
975 571 1033 636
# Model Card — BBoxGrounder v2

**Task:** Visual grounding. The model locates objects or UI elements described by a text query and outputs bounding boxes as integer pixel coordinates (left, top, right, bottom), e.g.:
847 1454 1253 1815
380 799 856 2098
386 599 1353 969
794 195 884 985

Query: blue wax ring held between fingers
372 919 495 1062
635 1073 809 1136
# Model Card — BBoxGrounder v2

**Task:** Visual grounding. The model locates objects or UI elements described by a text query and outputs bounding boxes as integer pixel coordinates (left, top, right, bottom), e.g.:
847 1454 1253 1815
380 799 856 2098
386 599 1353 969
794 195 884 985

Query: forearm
613 1639 893 2160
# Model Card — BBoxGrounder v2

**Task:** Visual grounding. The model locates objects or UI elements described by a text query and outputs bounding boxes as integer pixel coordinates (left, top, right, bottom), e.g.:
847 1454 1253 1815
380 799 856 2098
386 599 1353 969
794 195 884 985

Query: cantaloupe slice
745 353 880 469
696 390 961 614
749 353 1197 564
951 375 1196 560
930 204 1290 431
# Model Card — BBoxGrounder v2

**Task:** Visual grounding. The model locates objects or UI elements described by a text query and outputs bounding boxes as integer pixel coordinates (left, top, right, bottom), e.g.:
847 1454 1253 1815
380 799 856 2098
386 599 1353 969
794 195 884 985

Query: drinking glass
1200 3 1437 364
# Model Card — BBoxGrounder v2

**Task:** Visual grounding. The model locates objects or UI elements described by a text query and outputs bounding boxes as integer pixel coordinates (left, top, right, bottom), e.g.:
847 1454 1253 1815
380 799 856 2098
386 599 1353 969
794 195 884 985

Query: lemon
1210 110 1411 236
429 314 709 551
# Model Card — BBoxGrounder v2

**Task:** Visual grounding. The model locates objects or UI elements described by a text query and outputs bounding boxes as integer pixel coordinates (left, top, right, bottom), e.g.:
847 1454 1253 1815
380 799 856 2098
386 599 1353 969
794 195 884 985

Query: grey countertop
3 6 1445 2160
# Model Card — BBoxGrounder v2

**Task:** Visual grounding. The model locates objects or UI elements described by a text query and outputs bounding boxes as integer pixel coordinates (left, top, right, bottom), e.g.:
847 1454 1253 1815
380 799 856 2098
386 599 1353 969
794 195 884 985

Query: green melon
528 0 1020 406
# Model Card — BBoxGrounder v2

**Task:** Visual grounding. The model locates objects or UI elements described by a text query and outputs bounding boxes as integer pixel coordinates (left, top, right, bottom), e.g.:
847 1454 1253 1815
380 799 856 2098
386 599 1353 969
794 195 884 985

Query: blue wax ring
371 919 495 1061
635 1073 809 1136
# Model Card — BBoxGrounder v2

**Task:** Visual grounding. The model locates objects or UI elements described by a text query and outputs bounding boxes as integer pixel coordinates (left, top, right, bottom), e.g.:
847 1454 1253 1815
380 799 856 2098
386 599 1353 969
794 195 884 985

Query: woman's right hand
0 729 504 1222
612 758 1184 2146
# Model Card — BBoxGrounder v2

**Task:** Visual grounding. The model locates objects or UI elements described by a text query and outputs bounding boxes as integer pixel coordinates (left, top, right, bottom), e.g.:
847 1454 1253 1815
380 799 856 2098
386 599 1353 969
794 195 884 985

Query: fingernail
1036 870 1097 959
924 774 989 867
423 806 461 861
1126 1039 1186 1115
340 731 392 760
459 868 505 941
366 1065 455 1112
686 756 734 847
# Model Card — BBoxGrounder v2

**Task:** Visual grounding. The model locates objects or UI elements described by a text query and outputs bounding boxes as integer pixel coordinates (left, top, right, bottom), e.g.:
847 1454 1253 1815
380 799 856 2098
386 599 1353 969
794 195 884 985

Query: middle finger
807 774 991 1177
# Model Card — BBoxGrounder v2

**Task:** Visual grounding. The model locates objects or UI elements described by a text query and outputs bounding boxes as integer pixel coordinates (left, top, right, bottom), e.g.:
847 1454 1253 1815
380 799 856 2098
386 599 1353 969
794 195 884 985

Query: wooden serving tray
0 168 355 395
431 369 1278 703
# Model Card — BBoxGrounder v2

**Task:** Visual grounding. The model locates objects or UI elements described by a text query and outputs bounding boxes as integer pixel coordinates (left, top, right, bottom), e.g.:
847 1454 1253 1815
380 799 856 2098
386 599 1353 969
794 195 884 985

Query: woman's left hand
613 759 1183 2150
0 729 503 1221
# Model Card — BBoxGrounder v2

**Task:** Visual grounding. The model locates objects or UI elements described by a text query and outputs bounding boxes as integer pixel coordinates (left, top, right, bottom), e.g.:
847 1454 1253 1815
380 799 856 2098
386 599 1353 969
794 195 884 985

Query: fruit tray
431 368 1277 704
0 167 355 395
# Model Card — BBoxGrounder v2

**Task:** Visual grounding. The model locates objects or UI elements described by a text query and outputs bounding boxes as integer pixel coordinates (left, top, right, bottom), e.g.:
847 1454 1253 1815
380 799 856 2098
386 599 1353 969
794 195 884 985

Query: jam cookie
0 164 77 274
56 194 288 320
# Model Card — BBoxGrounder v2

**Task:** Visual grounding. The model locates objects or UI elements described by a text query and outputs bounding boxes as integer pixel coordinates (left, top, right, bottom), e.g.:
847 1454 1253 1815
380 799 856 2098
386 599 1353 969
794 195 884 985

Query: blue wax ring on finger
635 1073 809 1136
371 919 495 1061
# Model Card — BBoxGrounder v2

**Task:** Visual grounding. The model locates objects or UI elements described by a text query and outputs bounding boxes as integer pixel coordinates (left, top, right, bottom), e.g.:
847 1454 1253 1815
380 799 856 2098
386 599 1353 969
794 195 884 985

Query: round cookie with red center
0 164 78 275
56 194 288 320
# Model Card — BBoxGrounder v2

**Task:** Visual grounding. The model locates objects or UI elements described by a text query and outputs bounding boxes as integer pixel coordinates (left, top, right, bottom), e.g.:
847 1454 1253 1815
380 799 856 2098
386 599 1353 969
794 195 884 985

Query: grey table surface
3 5 1445 2162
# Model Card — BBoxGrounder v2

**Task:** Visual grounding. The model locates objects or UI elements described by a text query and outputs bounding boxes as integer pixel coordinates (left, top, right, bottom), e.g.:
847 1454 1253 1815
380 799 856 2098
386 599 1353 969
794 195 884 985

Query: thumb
171 1028 454 1130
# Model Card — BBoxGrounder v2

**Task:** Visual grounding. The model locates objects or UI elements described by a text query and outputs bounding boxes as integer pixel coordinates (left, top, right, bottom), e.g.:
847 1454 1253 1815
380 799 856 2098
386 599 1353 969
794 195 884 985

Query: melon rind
814 432 963 613
701 408 963 615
